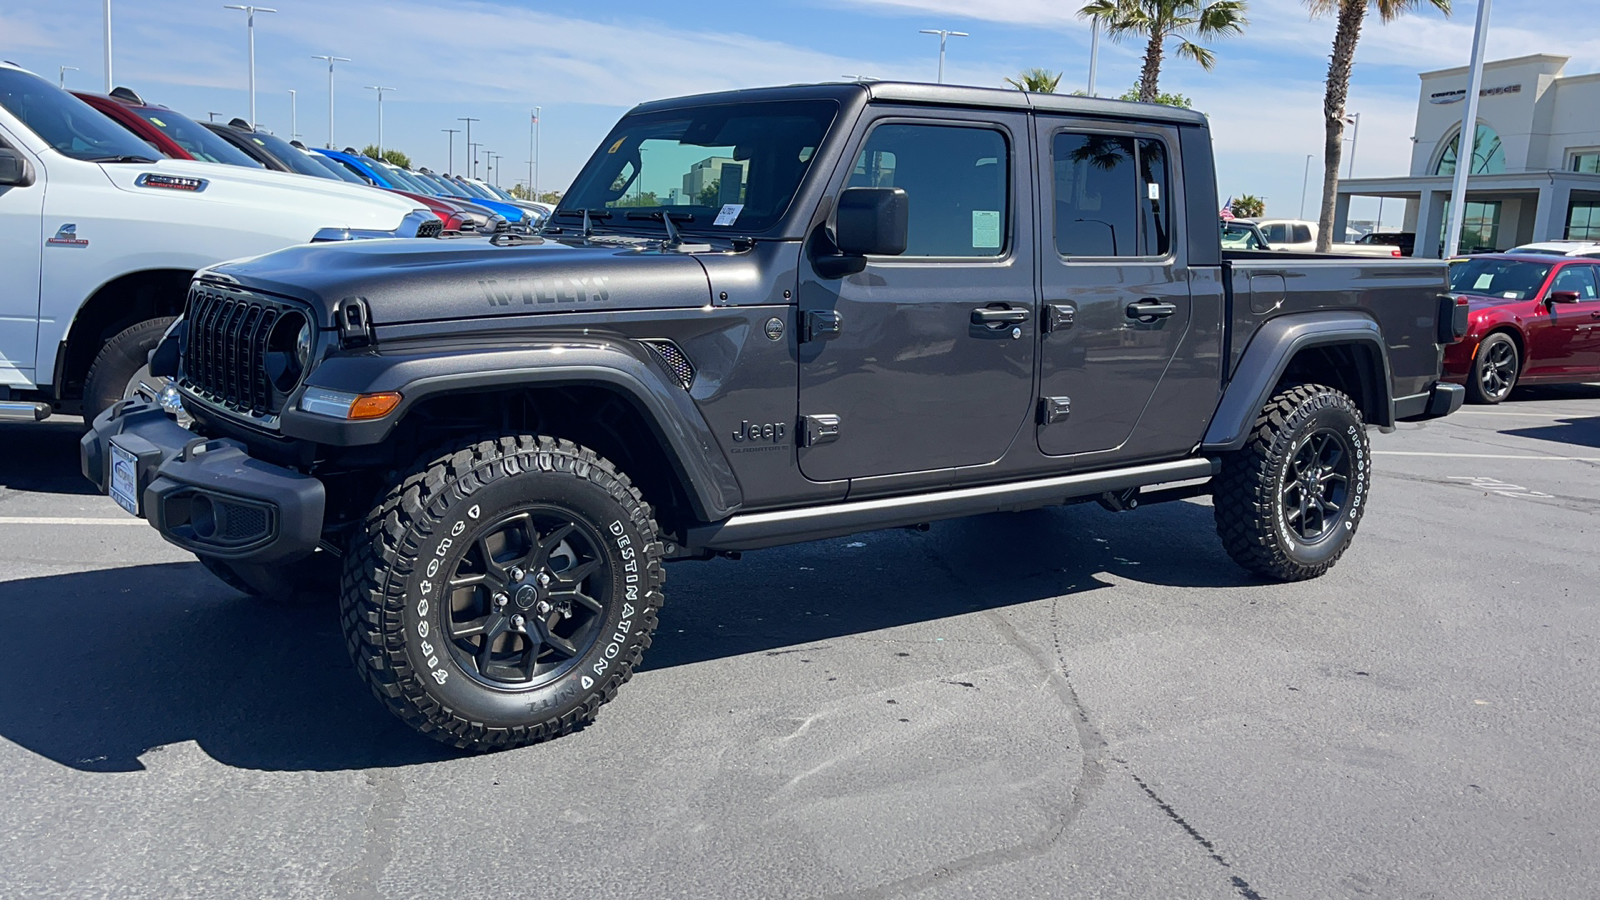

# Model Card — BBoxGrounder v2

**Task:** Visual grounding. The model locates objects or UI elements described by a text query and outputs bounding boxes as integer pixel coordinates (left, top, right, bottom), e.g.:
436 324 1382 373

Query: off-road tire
84 317 176 423
1213 384 1371 582
340 435 665 752
1466 331 1519 404
199 550 340 606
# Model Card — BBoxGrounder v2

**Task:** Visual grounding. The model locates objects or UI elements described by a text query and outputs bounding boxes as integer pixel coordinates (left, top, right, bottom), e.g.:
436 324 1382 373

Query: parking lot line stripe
1375 451 1600 461
1454 410 1595 418
0 517 148 526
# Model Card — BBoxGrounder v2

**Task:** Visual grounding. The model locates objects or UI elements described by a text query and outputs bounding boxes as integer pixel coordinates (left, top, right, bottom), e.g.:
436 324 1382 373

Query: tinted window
309 153 366 183
1448 258 1551 299
852 124 1008 257
1291 225 1312 244
1053 132 1170 257
239 129 337 178
126 107 260 167
1262 223 1289 244
0 68 158 161
1550 265 1599 300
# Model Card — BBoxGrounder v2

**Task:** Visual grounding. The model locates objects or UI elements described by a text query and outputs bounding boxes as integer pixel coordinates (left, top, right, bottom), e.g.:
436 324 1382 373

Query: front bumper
80 401 326 564
1394 381 1466 422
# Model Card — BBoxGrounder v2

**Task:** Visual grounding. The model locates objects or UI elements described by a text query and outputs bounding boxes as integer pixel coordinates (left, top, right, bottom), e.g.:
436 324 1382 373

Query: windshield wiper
624 210 696 247
85 154 160 163
552 208 613 239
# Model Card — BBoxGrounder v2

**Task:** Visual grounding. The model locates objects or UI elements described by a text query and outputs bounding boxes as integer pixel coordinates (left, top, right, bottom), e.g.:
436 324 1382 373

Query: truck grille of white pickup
179 285 300 419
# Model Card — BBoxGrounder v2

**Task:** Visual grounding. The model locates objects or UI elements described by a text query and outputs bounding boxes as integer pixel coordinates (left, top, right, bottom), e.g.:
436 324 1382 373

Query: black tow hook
1097 489 1140 512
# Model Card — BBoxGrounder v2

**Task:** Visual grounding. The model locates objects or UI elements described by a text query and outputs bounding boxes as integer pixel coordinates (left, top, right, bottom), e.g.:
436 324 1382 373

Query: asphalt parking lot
2 387 1597 900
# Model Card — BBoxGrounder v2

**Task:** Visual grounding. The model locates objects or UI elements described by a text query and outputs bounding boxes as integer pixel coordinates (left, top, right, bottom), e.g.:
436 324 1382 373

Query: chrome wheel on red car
1468 332 1519 404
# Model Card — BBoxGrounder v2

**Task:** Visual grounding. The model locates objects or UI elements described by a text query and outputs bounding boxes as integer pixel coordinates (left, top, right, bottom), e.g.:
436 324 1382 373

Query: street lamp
1087 20 1100 96
918 28 968 84
441 128 460 175
458 117 480 175
1343 112 1361 179
366 86 396 158
103 0 113 91
224 5 276 130
1445 0 1493 259
1300 153 1314 218
59 66 79 89
311 54 350 148
529 106 540 201
288 89 298 140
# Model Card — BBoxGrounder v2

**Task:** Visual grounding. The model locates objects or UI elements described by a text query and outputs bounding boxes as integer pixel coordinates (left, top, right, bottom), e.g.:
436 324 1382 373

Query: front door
1528 262 1600 377
1034 119 1193 461
0 130 43 387
797 110 1036 483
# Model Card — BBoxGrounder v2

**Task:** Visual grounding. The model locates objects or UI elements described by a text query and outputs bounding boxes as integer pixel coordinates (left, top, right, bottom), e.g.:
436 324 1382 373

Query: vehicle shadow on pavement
646 499 1252 671
0 562 456 774
0 421 100 496
1501 414 1600 449
0 502 1247 773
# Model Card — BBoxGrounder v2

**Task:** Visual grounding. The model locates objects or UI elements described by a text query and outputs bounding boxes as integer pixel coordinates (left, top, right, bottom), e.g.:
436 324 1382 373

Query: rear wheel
340 435 664 752
83 317 176 423
1467 332 1519 404
1213 384 1371 582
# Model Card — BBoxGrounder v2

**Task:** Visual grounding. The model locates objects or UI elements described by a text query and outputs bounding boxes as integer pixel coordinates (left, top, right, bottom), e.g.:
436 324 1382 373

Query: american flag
1219 196 1235 220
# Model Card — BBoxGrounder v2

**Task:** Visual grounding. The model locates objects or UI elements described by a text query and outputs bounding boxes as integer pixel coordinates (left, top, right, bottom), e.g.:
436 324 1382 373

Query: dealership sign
1430 84 1522 104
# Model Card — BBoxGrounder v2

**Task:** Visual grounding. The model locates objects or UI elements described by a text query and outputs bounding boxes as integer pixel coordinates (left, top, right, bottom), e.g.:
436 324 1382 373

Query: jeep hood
200 236 714 326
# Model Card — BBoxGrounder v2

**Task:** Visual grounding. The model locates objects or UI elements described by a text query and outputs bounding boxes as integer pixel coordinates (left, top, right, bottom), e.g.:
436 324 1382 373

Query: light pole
529 106 540 201
288 89 298 140
103 0 113 91
224 5 276 129
918 28 968 84
1445 0 1492 258
1087 20 1100 96
366 86 396 159
311 55 350 148
59 66 79 88
1344 112 1361 179
1300 153 1314 218
459 117 480 176
441 128 460 175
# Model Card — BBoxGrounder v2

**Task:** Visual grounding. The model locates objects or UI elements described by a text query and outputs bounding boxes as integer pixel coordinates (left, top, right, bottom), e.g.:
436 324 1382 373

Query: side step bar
688 457 1219 552
0 401 52 422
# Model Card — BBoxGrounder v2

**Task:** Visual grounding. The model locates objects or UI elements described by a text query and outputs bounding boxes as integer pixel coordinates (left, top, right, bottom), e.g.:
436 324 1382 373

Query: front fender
1203 311 1394 452
280 336 743 521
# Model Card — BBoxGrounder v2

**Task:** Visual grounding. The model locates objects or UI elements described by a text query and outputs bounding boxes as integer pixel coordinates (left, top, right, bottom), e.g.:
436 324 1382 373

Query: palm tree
1077 0 1249 103
1232 194 1265 217
1006 68 1064 93
1307 0 1451 251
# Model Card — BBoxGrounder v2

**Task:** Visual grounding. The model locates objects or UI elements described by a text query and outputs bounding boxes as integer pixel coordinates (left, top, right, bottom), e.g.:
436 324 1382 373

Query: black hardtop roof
629 81 1210 127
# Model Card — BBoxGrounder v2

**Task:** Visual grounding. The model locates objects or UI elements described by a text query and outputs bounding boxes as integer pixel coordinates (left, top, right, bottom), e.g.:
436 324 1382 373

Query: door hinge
1039 396 1071 425
336 297 374 348
801 310 842 343
801 414 841 447
1044 304 1076 333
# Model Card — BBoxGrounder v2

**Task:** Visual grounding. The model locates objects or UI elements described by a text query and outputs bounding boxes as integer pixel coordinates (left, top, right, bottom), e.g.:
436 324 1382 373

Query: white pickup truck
0 63 435 423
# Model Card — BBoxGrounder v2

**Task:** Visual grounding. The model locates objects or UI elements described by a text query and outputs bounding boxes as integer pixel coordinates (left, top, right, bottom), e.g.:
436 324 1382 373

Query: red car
1444 253 1600 403
72 87 263 168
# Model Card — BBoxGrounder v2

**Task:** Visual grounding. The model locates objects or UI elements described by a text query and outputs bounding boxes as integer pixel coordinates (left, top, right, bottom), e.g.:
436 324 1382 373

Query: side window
1263 224 1289 244
1551 265 1600 300
851 123 1008 258
1053 132 1171 257
1291 224 1313 244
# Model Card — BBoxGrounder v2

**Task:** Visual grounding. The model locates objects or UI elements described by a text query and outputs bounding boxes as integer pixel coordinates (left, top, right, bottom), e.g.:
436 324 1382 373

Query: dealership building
1335 54 1600 256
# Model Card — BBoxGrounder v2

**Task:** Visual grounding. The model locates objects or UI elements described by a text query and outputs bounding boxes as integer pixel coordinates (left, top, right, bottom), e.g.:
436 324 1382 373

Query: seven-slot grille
417 218 443 238
180 284 292 418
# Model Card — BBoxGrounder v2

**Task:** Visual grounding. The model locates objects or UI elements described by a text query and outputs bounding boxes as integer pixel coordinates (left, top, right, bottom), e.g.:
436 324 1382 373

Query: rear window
1448 258 1552 299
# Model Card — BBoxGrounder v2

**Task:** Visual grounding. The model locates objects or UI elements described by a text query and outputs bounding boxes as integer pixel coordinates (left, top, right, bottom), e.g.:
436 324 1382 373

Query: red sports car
72 87 263 168
1444 253 1600 403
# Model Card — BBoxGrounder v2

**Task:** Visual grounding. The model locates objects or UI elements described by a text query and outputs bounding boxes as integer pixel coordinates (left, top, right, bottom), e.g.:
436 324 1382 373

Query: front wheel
1213 384 1371 582
340 435 664 752
1467 332 1519 404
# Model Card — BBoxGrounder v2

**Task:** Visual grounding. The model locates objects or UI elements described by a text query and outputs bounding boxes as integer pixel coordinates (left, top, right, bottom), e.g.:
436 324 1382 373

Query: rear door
0 129 43 387
1033 118 1193 462
796 108 1036 482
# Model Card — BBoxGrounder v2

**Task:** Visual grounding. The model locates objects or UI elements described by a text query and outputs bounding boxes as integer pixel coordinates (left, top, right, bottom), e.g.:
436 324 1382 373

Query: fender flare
280 338 743 521
1202 311 1394 452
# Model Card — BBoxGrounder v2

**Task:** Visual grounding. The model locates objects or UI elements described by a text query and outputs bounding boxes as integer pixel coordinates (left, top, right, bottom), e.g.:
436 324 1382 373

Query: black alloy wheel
1469 333 1519 404
445 508 610 689
1279 429 1352 544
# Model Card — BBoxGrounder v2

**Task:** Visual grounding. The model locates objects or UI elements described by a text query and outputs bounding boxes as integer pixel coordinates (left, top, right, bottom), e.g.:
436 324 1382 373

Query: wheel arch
1204 312 1394 452
56 268 194 401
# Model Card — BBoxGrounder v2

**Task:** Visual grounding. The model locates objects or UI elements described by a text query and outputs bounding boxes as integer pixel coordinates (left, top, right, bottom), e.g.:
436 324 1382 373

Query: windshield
485 183 517 202
562 99 837 233
127 107 261 167
415 173 457 195
239 129 337 178
309 152 366 183
451 178 495 199
0 68 159 161
1448 258 1552 299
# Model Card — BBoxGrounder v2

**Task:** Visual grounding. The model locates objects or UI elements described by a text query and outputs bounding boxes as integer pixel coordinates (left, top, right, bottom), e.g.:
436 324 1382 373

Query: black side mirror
835 187 908 257
0 148 34 187
1547 290 1581 304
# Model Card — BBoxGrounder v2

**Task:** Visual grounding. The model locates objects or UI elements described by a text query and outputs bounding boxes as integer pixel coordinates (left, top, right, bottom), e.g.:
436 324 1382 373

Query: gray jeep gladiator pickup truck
82 81 1467 751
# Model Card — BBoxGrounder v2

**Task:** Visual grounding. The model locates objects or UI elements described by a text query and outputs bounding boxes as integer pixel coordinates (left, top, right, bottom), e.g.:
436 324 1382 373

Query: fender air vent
640 340 694 390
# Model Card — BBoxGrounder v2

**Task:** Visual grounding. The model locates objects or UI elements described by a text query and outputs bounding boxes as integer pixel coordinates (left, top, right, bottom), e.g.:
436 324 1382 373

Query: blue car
311 148 531 230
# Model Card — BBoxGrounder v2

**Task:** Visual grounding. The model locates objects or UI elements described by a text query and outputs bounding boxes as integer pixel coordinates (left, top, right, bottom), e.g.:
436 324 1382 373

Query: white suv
0 63 434 424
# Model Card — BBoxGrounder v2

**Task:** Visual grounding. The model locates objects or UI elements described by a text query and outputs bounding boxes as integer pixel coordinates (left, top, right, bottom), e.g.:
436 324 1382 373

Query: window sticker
1474 274 1494 290
1147 182 1160 201
972 210 1001 249
714 203 744 226
149 117 166 128
607 138 625 154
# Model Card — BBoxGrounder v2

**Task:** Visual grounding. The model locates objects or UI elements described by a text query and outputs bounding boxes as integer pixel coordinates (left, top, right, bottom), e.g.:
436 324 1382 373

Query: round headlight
295 321 313 370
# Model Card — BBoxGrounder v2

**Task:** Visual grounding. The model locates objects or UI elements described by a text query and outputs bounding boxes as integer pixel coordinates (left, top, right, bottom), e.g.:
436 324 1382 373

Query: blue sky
4 0 1596 224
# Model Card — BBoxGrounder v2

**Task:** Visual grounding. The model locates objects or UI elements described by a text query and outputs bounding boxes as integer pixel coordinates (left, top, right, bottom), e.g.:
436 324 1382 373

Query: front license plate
109 442 140 516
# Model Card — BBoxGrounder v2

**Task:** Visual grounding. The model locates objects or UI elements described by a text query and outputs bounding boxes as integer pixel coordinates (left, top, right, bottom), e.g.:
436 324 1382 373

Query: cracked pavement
2 384 1598 898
